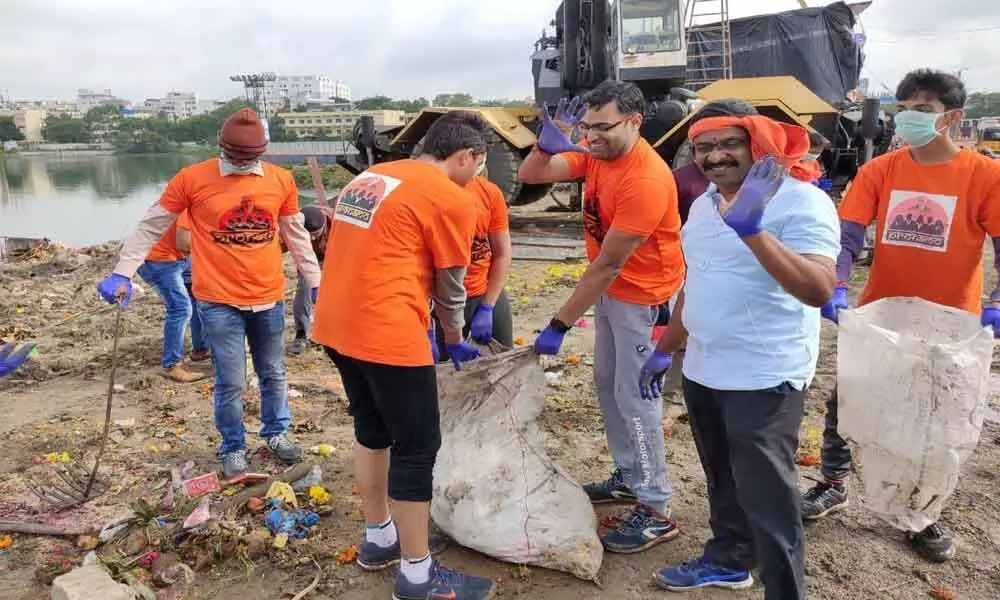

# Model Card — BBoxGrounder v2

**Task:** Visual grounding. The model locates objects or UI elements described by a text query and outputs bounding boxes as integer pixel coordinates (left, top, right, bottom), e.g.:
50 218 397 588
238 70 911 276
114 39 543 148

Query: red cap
219 108 267 160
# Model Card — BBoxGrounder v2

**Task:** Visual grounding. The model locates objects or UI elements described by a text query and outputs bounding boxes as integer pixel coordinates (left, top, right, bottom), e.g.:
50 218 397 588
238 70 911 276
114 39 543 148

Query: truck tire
485 129 552 206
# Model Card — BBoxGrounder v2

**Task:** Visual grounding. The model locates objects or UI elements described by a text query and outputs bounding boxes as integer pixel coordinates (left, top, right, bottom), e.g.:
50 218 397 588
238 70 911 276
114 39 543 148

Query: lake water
0 154 203 247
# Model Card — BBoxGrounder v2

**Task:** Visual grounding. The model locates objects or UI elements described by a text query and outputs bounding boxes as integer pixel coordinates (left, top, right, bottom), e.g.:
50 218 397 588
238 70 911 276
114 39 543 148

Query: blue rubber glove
533 325 566 355
428 329 440 363
469 304 494 344
821 285 849 323
638 350 673 401
310 287 318 304
815 178 834 192
537 97 589 155
0 341 36 378
96 273 133 307
981 307 1000 338
445 341 480 371
716 155 785 238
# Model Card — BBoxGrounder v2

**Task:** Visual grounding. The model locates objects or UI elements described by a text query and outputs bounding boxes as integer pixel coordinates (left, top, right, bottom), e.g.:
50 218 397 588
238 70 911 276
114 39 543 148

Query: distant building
277 109 407 138
0 108 50 142
262 75 352 113
77 88 124 114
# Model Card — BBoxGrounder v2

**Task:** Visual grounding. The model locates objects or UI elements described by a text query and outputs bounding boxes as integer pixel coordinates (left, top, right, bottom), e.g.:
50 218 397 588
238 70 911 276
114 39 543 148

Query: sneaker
357 532 449 571
163 363 207 383
288 337 308 356
601 503 679 554
906 523 955 563
266 433 302 463
653 556 753 591
583 468 637 504
393 560 496 600
801 479 848 520
221 450 248 478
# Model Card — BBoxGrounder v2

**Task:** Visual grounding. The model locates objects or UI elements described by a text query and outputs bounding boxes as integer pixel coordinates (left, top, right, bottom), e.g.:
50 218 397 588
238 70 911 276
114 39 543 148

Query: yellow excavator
338 0 889 205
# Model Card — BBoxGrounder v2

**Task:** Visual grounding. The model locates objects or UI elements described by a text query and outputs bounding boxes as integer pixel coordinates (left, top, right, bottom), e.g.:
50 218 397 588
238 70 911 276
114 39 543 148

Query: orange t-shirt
561 138 685 305
310 159 476 367
145 211 189 262
839 147 1000 314
464 176 509 298
157 158 299 305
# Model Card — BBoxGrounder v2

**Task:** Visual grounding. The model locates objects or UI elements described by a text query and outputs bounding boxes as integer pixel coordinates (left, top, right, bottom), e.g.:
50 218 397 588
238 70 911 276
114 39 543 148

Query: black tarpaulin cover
687 1 863 105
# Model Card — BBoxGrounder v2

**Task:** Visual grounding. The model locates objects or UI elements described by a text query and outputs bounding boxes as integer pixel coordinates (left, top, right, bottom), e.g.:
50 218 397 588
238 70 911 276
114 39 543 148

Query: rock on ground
51 565 135 600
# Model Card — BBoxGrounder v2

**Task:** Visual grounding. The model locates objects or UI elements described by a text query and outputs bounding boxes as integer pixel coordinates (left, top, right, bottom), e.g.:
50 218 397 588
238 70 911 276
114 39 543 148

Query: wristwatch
549 318 572 333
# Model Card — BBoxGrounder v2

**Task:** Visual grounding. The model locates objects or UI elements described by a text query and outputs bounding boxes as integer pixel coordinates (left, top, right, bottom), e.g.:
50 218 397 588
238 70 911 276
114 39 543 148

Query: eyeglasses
692 137 748 155
577 117 633 134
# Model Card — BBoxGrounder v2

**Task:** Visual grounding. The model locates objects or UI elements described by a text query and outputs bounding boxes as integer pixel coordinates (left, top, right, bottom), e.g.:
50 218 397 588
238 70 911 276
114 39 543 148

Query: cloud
0 0 995 105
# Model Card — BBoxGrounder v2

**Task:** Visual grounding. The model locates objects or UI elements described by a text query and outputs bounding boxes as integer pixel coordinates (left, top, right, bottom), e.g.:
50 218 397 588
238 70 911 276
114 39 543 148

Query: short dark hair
689 98 758 123
300 205 326 232
420 110 489 160
896 69 966 110
582 80 645 115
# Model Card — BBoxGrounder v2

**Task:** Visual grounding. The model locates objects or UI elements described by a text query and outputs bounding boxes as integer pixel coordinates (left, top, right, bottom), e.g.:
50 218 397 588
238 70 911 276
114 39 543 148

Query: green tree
433 93 475 107
0 117 24 142
84 103 122 123
355 95 397 110
43 115 90 143
965 92 1000 120
267 115 295 142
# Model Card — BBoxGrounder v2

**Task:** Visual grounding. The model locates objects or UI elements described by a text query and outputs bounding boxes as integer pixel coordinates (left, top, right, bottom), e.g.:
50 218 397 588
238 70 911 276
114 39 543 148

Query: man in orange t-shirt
430 172 513 356
135 211 207 382
518 80 685 553
803 69 1000 564
311 111 496 600
96 108 322 478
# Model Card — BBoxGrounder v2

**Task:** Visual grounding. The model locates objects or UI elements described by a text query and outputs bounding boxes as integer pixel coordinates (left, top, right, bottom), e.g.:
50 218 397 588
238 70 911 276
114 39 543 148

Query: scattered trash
0 534 12 549
291 465 323 492
307 485 331 505
99 512 137 543
334 545 359 565
288 388 304 399
223 472 270 487
263 503 320 541
182 498 211 529
136 549 161 568
308 444 334 457
246 497 266 513
266 481 299 507
183 473 221 499
929 585 956 600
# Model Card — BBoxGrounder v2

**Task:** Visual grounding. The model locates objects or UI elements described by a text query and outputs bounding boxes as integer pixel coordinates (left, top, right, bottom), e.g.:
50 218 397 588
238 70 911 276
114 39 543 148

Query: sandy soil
0 240 998 600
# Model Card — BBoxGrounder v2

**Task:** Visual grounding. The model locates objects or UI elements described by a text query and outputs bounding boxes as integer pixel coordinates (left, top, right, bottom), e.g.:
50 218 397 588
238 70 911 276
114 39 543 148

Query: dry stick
0 519 96 537
288 558 322 600
225 461 317 510
84 300 122 497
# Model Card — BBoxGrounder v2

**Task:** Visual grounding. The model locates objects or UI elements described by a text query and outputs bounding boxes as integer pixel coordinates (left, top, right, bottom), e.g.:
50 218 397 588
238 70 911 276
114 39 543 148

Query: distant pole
229 72 278 118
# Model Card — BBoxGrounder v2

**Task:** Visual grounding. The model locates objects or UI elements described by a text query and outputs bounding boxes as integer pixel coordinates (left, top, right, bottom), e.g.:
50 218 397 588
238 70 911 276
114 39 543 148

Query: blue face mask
894 110 947 148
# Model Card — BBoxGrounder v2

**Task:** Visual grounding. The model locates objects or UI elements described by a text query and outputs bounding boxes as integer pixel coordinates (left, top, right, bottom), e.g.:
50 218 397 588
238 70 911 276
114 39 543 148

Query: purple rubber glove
716 155 785 238
428 329 440 363
310 287 318 304
537 96 589 155
639 350 673 401
533 325 566 355
446 341 480 371
981 307 1000 338
469 304 494 344
815 178 834 192
821 284 849 323
96 273 133 307
0 341 36 378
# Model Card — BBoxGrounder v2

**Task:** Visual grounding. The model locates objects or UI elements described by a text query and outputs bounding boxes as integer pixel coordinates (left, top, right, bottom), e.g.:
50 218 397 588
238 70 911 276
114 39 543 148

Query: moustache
701 160 739 169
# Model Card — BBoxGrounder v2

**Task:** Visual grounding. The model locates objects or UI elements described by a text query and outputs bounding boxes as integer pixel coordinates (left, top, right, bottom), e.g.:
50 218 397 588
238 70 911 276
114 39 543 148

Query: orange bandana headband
688 116 822 182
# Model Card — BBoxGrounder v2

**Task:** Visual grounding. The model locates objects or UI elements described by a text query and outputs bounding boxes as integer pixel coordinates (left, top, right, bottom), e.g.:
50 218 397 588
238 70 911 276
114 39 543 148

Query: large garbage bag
431 347 603 580
838 297 994 532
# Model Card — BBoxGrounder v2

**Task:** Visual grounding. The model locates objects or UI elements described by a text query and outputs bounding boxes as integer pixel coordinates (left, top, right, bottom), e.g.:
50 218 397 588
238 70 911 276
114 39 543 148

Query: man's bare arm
517 148 576 184
482 230 512 306
553 228 645 325
743 232 837 307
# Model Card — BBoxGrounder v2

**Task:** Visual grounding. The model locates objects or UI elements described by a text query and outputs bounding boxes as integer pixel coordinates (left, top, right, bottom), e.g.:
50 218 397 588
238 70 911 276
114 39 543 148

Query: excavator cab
614 0 687 92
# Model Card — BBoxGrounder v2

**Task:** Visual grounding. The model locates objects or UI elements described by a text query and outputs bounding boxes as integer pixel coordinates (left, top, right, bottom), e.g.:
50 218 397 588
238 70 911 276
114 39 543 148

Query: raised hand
537 97 589 155
717 155 785 238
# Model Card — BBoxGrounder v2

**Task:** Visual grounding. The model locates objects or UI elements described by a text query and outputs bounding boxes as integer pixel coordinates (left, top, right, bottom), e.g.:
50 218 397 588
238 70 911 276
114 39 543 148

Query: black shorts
324 346 441 502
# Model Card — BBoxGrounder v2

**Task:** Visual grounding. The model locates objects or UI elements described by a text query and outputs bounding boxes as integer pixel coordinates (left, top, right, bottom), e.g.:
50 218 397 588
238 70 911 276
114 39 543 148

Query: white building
262 75 351 113
77 88 123 114
141 92 200 120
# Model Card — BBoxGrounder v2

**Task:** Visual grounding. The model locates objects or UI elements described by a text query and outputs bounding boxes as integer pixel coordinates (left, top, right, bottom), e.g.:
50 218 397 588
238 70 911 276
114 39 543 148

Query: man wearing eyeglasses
518 79 685 554
288 204 334 355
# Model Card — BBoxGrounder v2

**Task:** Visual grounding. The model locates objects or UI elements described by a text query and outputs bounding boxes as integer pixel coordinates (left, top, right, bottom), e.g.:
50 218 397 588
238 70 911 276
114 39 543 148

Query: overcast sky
0 0 996 104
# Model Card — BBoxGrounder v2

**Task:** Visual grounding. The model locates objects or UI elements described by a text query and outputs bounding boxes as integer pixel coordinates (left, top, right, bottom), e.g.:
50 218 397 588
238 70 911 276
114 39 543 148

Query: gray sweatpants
594 294 672 512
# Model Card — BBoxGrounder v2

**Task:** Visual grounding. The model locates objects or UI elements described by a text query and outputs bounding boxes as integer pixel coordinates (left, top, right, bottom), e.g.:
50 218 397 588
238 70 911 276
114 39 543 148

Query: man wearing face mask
518 80 686 554
640 114 838 598
95 108 322 478
802 69 1000 563
311 111 493 600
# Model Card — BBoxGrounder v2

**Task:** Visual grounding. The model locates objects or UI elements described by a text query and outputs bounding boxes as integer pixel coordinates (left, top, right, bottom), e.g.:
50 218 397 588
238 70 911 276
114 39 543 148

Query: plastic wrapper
431 347 603 580
837 297 994 532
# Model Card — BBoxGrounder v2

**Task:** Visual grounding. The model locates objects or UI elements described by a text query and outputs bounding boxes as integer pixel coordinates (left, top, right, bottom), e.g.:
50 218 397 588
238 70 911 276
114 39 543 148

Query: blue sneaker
601 503 679 554
392 560 496 600
582 468 636 504
653 556 754 591
356 531 449 571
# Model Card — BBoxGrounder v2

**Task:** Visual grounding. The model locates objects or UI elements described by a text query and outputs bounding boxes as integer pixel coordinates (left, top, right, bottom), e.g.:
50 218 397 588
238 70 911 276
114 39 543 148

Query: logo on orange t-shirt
582 190 606 243
335 174 402 229
470 234 491 263
211 196 276 247
881 190 956 253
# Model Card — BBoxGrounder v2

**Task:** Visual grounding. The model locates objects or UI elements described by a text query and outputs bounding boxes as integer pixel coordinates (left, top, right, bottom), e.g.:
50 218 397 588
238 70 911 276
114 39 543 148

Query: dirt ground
1 239 999 600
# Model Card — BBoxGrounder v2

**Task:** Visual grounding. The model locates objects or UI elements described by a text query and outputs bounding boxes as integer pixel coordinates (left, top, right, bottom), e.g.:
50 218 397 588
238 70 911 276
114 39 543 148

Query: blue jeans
181 261 206 354
136 258 204 369
197 301 291 454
